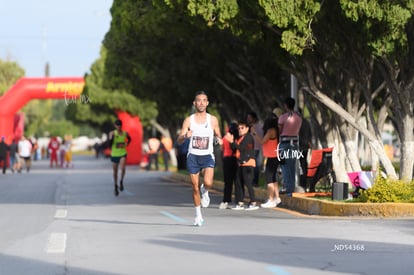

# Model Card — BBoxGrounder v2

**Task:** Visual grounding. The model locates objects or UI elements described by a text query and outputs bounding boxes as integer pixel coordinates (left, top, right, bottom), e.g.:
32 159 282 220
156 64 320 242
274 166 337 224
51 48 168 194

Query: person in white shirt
18 136 33 172
177 91 223 226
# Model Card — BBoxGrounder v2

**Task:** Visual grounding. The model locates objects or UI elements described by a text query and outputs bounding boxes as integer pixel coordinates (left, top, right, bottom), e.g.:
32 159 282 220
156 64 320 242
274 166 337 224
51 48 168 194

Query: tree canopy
84 0 413 180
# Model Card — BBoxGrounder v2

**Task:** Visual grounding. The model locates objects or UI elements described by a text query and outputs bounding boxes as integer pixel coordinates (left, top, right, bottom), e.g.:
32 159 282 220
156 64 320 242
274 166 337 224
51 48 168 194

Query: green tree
182 0 414 180
66 46 158 134
0 58 25 95
103 0 290 134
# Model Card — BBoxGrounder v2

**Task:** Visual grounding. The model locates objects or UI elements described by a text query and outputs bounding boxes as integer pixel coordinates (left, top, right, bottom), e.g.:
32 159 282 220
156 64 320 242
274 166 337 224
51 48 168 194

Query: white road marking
54 209 67 218
46 233 67 253
160 211 187 223
122 189 134 196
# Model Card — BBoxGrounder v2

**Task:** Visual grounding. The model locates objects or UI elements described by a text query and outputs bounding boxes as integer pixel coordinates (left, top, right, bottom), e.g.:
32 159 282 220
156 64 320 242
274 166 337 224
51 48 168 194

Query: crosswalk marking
54 209 67 218
46 233 67 253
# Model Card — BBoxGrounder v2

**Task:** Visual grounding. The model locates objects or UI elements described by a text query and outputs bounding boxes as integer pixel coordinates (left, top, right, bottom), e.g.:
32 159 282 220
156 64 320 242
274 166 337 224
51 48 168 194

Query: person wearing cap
109 119 131 196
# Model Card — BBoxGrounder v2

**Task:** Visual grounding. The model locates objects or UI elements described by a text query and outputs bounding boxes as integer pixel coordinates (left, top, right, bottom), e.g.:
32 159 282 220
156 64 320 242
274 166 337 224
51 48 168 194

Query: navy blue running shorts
186 153 215 174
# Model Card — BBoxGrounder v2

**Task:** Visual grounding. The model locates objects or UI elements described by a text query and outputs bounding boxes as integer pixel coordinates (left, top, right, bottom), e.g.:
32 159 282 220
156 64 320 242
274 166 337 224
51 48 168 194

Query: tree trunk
400 118 414 181
304 83 398 179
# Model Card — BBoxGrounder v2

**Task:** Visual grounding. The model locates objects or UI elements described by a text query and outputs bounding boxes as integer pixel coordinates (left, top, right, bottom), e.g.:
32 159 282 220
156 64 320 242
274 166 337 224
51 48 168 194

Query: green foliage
184 0 320 55
23 100 82 138
0 58 25 95
104 0 289 132
37 120 80 138
340 0 413 55
66 46 158 130
259 0 320 55
23 99 53 136
187 0 239 27
359 176 414 203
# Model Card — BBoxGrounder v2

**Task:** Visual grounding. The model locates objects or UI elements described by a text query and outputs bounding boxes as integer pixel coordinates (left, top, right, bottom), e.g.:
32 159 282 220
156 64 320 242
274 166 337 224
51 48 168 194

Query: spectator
59 140 66 167
93 142 101 158
252 116 282 208
0 136 9 174
226 120 259 210
278 97 302 196
147 136 161 171
247 111 263 187
219 122 238 209
18 136 33 173
48 136 60 168
9 138 19 173
64 139 73 168
160 135 173 171
175 137 189 170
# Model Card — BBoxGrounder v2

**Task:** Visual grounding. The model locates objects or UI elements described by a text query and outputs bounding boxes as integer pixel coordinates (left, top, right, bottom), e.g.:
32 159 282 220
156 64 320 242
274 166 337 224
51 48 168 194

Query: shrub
358 176 414 203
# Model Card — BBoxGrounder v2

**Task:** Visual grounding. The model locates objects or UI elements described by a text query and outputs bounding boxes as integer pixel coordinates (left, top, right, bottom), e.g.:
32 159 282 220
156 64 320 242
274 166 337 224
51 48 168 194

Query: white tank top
188 113 214 156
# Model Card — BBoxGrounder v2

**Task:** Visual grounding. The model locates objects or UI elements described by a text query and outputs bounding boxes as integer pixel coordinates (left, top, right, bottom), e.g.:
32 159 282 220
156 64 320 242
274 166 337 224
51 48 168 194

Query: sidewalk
168 172 414 217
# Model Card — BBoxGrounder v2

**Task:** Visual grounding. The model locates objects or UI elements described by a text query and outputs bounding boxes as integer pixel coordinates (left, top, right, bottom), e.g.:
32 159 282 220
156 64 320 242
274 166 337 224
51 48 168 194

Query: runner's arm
126 132 132 146
177 117 191 145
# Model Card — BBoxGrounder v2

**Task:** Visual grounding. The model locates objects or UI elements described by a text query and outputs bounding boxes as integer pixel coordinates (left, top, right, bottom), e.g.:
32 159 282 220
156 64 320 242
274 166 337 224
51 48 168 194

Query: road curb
168 173 414 218
281 194 414 217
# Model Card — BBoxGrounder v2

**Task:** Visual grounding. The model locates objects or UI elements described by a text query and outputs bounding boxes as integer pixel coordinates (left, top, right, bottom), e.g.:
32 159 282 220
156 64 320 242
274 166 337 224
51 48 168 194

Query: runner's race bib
116 142 125 148
191 136 209 150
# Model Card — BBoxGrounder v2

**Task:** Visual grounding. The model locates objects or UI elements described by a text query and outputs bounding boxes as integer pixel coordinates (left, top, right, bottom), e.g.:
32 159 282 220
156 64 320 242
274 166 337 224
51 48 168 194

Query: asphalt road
0 155 413 275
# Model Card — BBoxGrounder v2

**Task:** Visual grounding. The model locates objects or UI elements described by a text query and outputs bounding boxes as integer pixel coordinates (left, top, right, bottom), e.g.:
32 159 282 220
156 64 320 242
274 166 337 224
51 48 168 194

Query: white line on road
46 233 67 254
122 189 134 196
54 209 68 218
267 266 290 275
160 211 188 223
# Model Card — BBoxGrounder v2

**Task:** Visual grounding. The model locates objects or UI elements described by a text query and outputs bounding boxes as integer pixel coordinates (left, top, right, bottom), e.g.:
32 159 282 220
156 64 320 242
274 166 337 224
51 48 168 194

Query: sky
0 0 113 77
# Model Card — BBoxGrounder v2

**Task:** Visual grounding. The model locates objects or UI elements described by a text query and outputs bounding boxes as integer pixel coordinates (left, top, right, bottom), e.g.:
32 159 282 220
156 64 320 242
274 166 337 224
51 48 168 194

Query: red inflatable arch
0 77 142 165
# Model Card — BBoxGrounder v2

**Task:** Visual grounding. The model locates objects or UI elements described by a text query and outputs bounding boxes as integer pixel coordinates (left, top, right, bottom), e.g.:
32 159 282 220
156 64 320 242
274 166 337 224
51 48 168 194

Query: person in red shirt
48 136 60 168
252 115 282 208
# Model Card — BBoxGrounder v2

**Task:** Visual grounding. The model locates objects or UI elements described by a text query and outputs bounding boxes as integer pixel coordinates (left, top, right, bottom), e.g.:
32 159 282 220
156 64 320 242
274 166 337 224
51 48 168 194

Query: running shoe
231 203 245 210
219 202 229 210
261 200 277 208
200 184 210 208
245 203 259 211
193 216 204 226
275 197 282 206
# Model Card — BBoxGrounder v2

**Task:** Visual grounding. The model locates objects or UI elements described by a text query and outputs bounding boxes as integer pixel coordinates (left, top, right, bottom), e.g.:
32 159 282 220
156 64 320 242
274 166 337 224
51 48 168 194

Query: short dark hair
238 119 249 127
114 119 122 126
194 90 207 99
228 122 239 138
247 111 258 121
285 97 295 110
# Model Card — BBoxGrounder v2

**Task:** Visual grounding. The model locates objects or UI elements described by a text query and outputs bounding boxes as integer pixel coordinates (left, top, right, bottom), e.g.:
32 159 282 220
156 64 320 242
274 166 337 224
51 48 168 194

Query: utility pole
291 74 303 192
